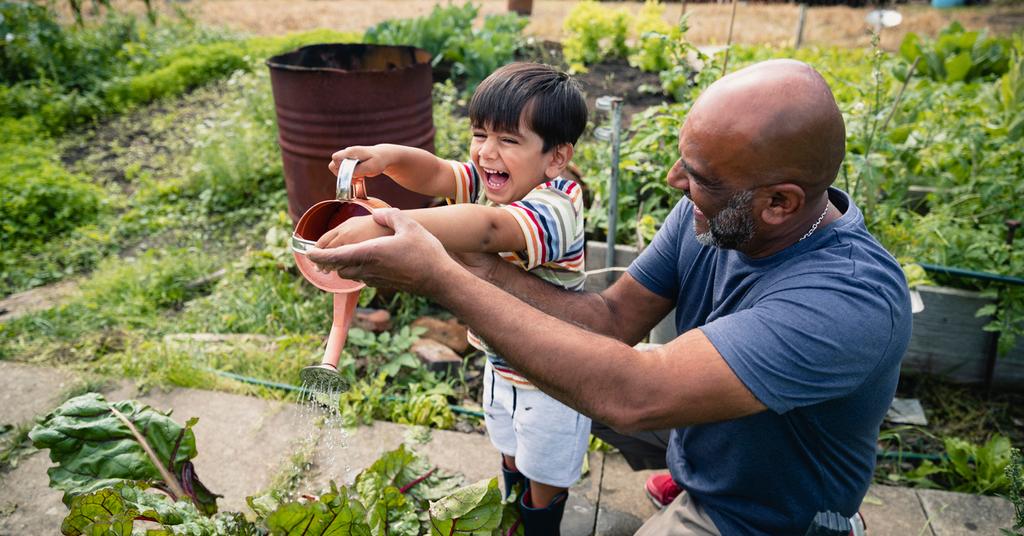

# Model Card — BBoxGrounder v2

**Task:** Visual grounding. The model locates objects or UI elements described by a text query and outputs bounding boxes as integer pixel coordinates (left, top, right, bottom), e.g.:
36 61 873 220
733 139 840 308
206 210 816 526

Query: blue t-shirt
627 188 911 535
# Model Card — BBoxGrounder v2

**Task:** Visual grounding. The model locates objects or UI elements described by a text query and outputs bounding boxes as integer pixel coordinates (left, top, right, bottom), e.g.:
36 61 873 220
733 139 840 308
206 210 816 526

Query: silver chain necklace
799 203 830 241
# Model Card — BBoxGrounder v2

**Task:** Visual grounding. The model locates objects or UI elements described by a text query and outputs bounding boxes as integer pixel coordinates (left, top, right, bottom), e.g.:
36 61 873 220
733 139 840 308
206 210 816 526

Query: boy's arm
329 144 456 199
315 204 526 254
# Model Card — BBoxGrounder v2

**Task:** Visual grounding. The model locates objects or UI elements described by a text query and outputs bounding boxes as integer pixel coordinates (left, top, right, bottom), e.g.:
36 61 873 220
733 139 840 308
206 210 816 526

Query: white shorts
482 360 591 488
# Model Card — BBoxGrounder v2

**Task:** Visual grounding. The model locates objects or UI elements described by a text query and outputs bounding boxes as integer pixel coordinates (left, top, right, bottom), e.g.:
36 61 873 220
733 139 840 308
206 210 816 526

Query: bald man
308 59 912 535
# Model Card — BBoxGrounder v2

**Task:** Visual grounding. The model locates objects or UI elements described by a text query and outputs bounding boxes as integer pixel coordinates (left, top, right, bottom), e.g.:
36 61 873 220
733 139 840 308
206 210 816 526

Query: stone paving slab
0 363 89 535
594 452 660 535
0 376 313 534
917 488 1015 536
0 280 79 322
860 484 932 536
130 386 309 514
0 450 69 535
0 361 79 426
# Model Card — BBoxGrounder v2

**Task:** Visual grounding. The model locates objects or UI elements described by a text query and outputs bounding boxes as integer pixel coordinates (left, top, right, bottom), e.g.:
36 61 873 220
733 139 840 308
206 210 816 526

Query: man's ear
544 143 574 179
759 183 805 225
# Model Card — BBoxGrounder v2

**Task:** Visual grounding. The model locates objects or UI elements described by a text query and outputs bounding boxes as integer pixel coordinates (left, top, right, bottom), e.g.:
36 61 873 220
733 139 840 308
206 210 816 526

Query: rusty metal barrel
267 43 436 222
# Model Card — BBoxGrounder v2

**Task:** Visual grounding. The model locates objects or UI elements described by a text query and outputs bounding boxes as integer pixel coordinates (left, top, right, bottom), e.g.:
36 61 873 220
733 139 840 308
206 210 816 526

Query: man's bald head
683 59 845 197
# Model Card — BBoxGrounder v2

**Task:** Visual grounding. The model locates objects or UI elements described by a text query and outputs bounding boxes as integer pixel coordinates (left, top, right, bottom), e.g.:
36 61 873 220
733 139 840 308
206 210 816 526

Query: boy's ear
544 143 574 179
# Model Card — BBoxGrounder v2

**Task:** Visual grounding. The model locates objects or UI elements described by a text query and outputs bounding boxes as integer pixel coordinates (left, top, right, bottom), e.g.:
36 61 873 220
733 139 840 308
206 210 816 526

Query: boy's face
470 116 566 205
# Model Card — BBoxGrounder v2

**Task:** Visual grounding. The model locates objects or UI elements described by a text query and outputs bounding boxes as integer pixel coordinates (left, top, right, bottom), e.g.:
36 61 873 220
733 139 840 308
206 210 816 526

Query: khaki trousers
635 492 721 536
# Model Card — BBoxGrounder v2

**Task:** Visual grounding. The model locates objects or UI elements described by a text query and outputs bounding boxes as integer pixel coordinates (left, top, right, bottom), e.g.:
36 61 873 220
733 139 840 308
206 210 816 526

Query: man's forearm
475 256 626 340
432 262 643 426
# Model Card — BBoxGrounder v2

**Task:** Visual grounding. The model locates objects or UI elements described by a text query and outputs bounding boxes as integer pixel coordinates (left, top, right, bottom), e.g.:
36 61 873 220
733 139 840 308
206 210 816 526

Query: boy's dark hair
469 62 587 153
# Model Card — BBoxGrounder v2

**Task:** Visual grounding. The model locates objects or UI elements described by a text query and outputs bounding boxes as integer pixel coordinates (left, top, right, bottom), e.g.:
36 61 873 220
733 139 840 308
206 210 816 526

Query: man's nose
668 166 688 193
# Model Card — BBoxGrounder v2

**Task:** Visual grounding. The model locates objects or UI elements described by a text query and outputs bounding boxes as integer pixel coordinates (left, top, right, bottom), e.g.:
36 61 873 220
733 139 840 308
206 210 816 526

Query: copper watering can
291 159 390 390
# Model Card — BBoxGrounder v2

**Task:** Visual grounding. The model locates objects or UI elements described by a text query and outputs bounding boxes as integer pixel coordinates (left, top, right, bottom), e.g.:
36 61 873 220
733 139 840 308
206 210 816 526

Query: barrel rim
266 42 433 74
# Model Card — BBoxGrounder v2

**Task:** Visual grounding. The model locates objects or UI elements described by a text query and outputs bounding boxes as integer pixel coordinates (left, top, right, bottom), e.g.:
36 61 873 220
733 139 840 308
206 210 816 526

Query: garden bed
2 3 1022 532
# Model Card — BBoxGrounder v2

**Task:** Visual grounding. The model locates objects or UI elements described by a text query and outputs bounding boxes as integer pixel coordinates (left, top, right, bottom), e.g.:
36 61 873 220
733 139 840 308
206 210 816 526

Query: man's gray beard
694 189 756 249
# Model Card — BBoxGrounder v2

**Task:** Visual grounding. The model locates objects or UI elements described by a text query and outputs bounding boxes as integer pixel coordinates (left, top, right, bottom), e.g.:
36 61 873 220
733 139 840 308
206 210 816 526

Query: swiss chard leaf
264 482 371 536
364 485 420 536
61 482 258 536
427 478 504 536
60 486 138 536
28 393 220 514
355 443 461 503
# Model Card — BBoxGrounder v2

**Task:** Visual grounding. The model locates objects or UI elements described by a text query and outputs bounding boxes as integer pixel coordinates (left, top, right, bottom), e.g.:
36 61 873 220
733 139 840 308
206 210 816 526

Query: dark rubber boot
518 489 567 536
502 459 527 499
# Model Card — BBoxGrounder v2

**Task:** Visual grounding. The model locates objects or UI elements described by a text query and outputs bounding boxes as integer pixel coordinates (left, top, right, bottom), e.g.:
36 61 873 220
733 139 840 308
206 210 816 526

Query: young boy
318 62 588 534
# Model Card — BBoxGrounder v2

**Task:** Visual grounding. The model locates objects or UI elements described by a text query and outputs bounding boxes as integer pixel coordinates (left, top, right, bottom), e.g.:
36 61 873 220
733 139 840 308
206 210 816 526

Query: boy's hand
315 215 394 249
329 145 395 178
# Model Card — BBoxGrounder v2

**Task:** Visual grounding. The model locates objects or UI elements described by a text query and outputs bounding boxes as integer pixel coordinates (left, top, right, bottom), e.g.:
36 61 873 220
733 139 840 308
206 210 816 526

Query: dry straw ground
173 1 1023 50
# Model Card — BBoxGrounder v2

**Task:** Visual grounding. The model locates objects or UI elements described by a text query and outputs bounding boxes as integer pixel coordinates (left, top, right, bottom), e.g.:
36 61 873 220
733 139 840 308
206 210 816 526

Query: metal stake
795 4 807 50
595 96 624 284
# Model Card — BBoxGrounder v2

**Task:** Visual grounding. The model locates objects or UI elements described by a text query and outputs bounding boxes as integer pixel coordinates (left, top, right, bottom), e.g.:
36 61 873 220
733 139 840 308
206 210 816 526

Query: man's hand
315 215 393 249
306 208 458 295
328 145 395 178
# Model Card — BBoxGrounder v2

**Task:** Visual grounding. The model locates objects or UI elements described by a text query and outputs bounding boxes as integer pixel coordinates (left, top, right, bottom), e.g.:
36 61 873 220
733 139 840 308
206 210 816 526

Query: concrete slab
0 362 79 426
917 488 1016 536
0 451 68 535
133 387 310 514
859 485 931 536
0 280 79 322
594 452 660 535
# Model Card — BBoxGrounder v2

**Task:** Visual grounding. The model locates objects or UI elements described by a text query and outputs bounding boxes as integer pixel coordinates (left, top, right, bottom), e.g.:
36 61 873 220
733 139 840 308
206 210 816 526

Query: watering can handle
336 158 358 200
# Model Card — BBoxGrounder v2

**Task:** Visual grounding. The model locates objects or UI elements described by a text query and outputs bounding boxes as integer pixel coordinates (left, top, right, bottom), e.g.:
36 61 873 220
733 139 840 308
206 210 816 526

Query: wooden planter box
585 242 1024 386
904 285 1024 386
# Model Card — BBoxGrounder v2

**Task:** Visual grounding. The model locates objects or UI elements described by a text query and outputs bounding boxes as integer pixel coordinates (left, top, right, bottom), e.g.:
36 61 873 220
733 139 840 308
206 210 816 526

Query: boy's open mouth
483 168 510 190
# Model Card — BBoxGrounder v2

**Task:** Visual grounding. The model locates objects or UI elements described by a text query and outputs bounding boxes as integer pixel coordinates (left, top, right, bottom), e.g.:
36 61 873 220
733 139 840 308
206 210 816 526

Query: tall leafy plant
900 22 1012 84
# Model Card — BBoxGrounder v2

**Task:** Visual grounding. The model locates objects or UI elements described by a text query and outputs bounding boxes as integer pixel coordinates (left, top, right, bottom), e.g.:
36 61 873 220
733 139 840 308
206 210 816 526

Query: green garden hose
204 367 485 418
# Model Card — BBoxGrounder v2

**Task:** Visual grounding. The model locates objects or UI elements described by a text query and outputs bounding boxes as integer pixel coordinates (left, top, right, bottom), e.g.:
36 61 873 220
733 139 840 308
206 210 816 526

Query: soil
59 83 229 194
518 40 670 128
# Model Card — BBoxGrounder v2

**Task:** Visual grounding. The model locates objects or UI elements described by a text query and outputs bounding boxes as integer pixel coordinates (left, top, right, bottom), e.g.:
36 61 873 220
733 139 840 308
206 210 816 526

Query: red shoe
645 473 682 509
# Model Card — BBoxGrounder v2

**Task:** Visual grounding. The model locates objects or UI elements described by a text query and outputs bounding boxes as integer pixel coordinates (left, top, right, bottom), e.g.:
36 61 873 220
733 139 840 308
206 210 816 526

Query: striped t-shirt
448 160 585 387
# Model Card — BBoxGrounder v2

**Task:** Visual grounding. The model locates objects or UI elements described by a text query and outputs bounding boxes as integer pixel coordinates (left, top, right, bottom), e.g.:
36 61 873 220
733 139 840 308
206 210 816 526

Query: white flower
5 33 14 43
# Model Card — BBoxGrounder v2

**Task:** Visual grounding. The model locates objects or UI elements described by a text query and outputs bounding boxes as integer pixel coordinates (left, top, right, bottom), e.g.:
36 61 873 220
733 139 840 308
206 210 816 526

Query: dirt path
177 1 1020 50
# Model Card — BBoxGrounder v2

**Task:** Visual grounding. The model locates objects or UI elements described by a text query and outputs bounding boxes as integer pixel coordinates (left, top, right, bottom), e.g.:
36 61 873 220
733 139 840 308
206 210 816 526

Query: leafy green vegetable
29 393 221 514
355 444 461 504
899 22 1012 83
265 482 371 536
62 482 258 536
907 435 1014 494
428 478 504 535
364 2 526 93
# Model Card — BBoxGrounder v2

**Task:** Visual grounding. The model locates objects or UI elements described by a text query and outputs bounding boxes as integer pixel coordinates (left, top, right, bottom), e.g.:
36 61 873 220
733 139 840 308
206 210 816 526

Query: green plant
561 0 629 73
347 325 426 378
448 12 528 94
37 403 515 536
29 393 220 513
629 0 675 73
432 79 470 161
1004 448 1024 536
364 3 526 93
906 435 1014 495
900 22 1012 84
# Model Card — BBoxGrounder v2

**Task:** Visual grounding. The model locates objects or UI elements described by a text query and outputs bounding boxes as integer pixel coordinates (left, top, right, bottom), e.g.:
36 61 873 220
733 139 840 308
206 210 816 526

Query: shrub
900 22 1013 83
561 0 629 73
364 2 526 93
